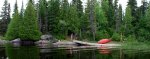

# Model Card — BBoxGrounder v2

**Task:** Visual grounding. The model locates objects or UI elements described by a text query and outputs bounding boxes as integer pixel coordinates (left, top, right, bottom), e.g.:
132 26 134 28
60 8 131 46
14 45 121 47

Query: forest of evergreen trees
0 0 150 41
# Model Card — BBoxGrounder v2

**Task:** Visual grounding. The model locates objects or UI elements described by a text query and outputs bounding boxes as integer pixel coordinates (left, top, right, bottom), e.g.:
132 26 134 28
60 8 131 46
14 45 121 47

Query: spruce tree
0 0 11 35
138 5 150 41
72 0 83 38
114 0 119 32
127 0 138 34
20 1 24 20
5 0 19 40
118 4 123 33
47 0 60 35
38 0 48 34
80 0 91 39
72 0 83 17
94 1 109 40
56 0 70 39
68 4 80 36
101 0 114 36
108 0 115 31
127 0 137 17
123 5 133 36
19 0 41 40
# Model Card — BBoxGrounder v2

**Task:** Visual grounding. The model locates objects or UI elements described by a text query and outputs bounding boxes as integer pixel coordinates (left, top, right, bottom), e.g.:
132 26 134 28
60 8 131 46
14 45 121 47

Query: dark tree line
1 0 150 41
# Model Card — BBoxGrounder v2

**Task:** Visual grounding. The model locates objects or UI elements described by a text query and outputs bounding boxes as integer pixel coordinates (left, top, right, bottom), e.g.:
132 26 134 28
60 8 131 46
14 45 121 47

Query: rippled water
0 44 150 59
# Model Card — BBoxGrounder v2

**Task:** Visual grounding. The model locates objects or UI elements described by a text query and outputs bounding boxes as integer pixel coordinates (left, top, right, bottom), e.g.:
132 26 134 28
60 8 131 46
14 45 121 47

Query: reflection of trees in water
0 48 6 59
4 44 150 59
5 44 40 59
122 50 150 59
49 48 150 59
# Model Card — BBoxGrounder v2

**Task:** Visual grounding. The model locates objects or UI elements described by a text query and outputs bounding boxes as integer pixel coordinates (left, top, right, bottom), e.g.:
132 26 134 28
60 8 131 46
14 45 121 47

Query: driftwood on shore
0 38 121 49
53 40 121 48
73 40 121 47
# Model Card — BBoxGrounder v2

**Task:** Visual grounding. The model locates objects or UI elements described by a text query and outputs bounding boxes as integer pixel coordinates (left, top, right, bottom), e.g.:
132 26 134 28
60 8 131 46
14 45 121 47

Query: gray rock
0 39 8 45
11 38 20 43
11 38 20 47
41 35 58 43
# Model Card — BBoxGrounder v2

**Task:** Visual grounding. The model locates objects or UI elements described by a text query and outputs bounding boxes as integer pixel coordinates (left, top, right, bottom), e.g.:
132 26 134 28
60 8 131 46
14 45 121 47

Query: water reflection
5 44 40 59
2 44 150 59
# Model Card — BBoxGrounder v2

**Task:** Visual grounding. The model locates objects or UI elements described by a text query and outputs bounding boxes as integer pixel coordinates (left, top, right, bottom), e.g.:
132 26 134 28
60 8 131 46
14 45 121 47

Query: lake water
0 44 150 59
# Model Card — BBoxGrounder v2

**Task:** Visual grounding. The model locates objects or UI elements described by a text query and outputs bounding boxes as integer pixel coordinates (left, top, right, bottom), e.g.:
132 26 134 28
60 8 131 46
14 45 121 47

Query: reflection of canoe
99 49 110 54
98 39 111 44
99 46 111 54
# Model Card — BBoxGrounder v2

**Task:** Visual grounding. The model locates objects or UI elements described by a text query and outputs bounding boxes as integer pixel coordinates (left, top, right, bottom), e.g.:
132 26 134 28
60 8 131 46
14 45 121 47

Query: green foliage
137 5 150 41
0 0 11 35
122 5 133 36
96 30 110 41
111 33 121 41
101 0 114 37
94 2 108 28
0 36 5 40
68 5 80 34
38 0 48 34
6 44 40 59
80 0 91 39
1 0 150 42
20 1 24 20
47 0 60 35
94 1 109 40
72 0 83 17
124 35 136 42
5 1 20 40
127 0 137 17
19 1 41 40
122 41 150 50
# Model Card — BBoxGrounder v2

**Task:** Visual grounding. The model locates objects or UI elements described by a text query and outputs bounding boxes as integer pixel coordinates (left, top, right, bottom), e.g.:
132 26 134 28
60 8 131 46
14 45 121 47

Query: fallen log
73 40 121 47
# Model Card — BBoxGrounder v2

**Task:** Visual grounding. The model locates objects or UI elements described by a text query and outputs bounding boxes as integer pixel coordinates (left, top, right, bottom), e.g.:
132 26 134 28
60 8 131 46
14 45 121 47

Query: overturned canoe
98 39 111 44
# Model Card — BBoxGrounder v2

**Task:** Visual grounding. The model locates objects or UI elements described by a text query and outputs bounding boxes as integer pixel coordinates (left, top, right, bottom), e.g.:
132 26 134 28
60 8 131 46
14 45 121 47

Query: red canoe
98 39 111 44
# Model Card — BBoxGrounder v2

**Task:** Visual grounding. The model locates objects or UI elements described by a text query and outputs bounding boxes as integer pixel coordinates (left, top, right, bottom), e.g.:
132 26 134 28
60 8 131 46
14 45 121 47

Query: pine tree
68 4 80 36
94 1 109 40
38 0 48 34
56 0 70 39
118 4 123 33
138 5 150 41
5 0 20 40
127 0 139 35
19 0 41 40
72 0 83 38
101 0 114 36
111 4 123 41
20 1 24 20
141 0 148 15
123 5 133 36
127 0 137 17
101 0 109 15
72 0 83 17
89 0 96 40
0 0 11 35
114 0 119 32
80 0 91 39
108 0 115 30
47 0 60 35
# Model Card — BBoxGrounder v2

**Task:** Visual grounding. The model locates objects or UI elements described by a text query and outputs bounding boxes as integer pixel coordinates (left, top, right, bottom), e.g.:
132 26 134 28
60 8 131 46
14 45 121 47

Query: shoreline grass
122 41 150 50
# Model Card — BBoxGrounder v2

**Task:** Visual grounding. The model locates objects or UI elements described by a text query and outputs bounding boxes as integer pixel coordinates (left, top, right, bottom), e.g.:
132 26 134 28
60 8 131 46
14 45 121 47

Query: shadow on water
1 43 150 59
5 44 40 59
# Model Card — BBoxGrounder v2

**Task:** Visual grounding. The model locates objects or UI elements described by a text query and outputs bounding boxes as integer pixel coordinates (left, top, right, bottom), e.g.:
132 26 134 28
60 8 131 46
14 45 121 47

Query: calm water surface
0 44 150 59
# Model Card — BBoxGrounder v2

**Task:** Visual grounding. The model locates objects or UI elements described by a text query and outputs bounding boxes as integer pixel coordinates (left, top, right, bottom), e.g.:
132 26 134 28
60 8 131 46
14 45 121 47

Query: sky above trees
0 0 146 16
